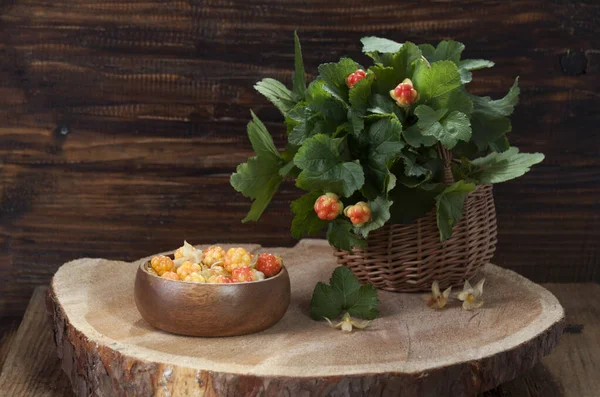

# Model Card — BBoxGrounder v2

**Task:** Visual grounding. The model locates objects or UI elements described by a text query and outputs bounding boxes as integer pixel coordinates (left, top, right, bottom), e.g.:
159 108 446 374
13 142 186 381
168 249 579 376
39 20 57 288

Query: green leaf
286 102 307 122
368 93 405 121
279 160 298 177
421 40 465 63
471 114 511 151
385 170 397 195
294 134 365 197
452 140 480 159
435 181 476 241
310 282 344 320
326 220 367 252
403 124 437 148
435 89 474 116
363 117 404 193
330 265 361 308
469 147 545 184
469 78 519 151
306 80 347 122
460 68 473 84
292 31 306 98
439 111 472 148
361 36 403 53
489 135 510 153
388 183 443 224
368 42 421 88
370 65 396 95
471 77 520 117
459 59 495 71
288 107 324 146
230 114 283 222
254 78 296 115
412 60 462 105
310 266 379 320
415 105 448 128
459 59 494 83
396 151 438 187
388 42 422 78
248 110 279 158
355 196 393 238
347 284 379 320
318 58 361 104
419 44 436 60
290 192 328 239
415 105 471 149
231 156 282 223
348 108 365 137
347 72 376 137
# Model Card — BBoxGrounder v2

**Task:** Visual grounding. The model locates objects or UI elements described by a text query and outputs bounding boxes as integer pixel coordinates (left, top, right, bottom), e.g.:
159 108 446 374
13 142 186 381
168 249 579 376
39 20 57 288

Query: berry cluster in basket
148 241 282 284
314 193 372 227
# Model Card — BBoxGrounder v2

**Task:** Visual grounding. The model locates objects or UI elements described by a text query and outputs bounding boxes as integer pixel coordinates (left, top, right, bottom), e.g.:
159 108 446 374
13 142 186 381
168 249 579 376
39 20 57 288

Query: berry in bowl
134 241 290 337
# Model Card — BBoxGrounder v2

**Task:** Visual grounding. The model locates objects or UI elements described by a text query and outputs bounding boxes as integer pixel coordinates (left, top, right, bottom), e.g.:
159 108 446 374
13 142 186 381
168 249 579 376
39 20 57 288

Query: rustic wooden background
0 0 598 319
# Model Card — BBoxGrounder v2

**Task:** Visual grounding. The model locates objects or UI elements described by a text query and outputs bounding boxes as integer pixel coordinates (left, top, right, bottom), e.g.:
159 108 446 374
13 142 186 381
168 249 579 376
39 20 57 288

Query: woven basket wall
333 128 498 295
334 184 497 292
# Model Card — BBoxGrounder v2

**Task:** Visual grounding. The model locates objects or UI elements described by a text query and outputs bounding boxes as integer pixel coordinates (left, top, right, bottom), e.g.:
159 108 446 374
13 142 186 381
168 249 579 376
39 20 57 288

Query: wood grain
1 283 596 397
48 240 564 397
484 283 600 397
0 287 73 396
0 317 20 374
1 0 599 317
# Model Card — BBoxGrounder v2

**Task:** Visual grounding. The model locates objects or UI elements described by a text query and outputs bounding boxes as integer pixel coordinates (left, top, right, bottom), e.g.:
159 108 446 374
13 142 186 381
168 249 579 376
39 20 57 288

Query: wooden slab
47 240 565 397
5 283 599 397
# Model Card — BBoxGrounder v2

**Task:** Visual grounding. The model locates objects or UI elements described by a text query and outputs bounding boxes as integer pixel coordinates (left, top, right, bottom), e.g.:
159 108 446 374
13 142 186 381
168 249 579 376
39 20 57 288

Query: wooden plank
539 283 600 397
0 0 599 317
0 317 21 374
0 287 73 397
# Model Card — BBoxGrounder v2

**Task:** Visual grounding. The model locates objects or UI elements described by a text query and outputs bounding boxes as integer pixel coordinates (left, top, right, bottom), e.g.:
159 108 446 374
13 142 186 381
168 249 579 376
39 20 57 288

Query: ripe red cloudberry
255 253 282 277
314 193 343 221
346 69 367 88
389 78 419 106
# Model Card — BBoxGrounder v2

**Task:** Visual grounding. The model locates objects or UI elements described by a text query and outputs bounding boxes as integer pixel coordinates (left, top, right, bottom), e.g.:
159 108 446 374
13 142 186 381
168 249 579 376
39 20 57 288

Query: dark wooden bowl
134 262 291 337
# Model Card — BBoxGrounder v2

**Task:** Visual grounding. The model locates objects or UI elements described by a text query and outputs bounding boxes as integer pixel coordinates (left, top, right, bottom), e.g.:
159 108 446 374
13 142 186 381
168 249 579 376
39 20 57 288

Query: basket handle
438 143 455 186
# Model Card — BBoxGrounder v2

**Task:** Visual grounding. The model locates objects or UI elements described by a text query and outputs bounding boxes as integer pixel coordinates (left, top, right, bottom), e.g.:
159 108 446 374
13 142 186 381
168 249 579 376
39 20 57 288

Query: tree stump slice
48 239 565 397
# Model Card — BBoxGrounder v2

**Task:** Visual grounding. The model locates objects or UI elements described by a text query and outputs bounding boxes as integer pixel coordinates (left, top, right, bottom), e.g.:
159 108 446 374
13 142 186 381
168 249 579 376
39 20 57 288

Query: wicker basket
334 148 498 292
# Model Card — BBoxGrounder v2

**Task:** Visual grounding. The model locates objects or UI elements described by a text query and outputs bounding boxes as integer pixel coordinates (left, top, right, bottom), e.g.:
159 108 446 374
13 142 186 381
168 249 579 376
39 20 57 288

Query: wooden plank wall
0 0 598 317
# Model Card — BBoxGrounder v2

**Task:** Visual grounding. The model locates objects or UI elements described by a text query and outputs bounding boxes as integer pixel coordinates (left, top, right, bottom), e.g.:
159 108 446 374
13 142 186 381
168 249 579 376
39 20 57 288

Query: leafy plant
310 266 379 320
231 33 544 250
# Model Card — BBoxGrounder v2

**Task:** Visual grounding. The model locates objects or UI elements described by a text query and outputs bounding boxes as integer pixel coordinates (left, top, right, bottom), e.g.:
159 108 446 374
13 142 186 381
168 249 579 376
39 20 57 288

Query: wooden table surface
0 284 598 397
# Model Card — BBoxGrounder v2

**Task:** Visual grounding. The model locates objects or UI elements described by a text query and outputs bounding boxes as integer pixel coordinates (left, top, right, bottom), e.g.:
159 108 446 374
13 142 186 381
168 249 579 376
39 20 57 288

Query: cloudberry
232 266 256 283
223 247 253 273
161 271 179 281
389 78 418 107
177 261 202 279
208 274 234 284
344 202 372 226
150 255 174 276
314 193 343 221
346 69 367 88
184 272 206 283
202 245 226 267
255 253 282 277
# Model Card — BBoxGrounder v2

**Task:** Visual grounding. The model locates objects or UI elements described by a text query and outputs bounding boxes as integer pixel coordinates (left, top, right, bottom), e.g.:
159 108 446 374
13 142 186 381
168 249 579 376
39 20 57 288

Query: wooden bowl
134 261 291 337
